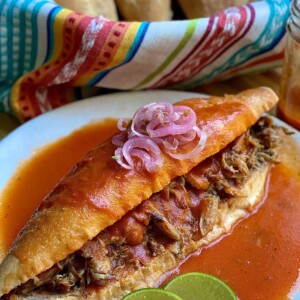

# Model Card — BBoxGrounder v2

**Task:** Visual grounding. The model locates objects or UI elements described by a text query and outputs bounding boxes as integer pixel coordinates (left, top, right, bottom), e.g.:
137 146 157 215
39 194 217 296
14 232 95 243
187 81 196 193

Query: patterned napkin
0 0 289 122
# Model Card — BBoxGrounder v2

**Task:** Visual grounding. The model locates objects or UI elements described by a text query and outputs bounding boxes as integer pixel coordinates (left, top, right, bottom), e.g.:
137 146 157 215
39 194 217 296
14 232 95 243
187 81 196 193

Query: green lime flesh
122 288 183 300
164 272 237 300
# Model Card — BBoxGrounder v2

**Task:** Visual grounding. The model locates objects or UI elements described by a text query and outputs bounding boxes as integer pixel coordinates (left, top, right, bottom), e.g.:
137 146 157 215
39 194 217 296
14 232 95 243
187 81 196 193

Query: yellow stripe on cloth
48 9 73 64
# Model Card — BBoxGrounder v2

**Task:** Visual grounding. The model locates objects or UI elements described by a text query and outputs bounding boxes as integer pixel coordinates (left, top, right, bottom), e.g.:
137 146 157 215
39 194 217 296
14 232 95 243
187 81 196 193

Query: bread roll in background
55 0 119 20
54 0 252 21
115 0 172 21
177 0 249 18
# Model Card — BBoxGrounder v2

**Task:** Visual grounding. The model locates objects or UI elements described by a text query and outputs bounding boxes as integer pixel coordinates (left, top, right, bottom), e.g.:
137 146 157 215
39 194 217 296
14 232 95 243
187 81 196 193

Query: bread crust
115 0 172 21
0 87 278 296
177 0 249 18
55 0 118 20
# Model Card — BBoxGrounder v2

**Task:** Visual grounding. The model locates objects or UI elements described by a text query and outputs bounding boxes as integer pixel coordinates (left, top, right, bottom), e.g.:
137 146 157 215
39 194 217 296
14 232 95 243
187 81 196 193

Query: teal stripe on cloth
6 0 17 84
30 1 45 69
0 0 5 81
18 0 34 76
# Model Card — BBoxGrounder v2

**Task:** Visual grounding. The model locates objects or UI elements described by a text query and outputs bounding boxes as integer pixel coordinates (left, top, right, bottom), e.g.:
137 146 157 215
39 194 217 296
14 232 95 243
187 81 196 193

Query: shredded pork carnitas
9 116 283 297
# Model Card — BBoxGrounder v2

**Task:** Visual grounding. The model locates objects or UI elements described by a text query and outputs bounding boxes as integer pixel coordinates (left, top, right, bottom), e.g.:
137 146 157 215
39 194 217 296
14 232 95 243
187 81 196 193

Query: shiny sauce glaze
0 120 299 300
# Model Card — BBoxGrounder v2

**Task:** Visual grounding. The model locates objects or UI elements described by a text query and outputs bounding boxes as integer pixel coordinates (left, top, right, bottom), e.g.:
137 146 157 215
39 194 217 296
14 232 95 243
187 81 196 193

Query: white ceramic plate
0 90 299 299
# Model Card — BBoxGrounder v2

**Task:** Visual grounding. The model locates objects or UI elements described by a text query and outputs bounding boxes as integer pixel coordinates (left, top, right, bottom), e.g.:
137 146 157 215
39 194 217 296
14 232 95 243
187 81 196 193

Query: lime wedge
164 272 237 300
122 288 183 300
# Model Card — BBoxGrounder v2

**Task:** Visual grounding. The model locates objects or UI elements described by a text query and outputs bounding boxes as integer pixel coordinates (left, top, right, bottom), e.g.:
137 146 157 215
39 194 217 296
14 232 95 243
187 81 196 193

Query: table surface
0 68 282 140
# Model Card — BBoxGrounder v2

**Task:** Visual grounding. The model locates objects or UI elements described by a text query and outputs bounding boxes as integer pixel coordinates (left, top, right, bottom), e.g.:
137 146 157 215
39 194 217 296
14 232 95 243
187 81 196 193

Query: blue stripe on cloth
18 0 34 76
180 0 289 89
45 6 61 63
87 22 150 87
125 22 149 61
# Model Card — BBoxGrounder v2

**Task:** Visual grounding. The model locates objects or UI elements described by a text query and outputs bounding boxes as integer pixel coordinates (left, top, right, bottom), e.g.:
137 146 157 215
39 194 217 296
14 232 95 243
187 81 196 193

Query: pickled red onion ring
112 131 127 147
117 118 130 131
113 147 131 170
112 102 207 172
114 137 162 172
166 126 208 160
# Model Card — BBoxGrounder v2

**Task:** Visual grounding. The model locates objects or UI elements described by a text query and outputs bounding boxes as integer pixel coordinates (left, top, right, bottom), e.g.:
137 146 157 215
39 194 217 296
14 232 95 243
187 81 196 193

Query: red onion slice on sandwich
112 102 207 172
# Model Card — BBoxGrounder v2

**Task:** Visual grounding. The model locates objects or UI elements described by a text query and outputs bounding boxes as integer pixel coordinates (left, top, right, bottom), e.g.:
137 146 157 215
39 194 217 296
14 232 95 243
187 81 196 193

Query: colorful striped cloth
0 0 290 121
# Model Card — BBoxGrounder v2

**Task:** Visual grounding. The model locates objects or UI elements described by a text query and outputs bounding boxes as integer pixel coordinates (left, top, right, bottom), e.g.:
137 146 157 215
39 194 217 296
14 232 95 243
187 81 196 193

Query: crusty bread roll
177 0 249 18
0 87 278 297
55 0 118 20
115 0 172 21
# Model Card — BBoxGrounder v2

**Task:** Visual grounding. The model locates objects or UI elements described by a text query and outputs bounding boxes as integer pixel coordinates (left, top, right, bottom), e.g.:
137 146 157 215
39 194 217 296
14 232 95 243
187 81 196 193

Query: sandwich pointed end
0 254 21 296
236 87 278 119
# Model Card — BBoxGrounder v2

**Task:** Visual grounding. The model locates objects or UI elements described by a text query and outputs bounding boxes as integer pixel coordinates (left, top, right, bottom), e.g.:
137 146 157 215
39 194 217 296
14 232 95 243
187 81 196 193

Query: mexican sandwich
0 87 283 299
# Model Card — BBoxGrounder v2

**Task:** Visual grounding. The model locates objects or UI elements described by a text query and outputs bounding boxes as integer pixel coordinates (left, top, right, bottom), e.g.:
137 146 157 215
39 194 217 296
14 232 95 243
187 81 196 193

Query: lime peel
122 288 183 300
122 272 237 300
164 272 237 300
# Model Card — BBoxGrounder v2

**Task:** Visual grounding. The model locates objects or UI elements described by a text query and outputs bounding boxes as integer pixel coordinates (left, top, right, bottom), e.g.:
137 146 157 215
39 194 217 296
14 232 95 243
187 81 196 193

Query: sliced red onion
112 102 207 172
131 102 175 137
123 137 162 172
176 130 197 143
131 103 197 138
166 127 208 160
113 147 132 170
130 149 155 172
162 137 180 151
117 118 130 131
114 137 162 172
112 131 127 147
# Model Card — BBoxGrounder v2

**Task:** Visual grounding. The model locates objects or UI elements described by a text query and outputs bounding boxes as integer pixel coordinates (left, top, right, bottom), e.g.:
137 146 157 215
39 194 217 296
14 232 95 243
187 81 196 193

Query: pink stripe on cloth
52 17 105 85
71 22 130 81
